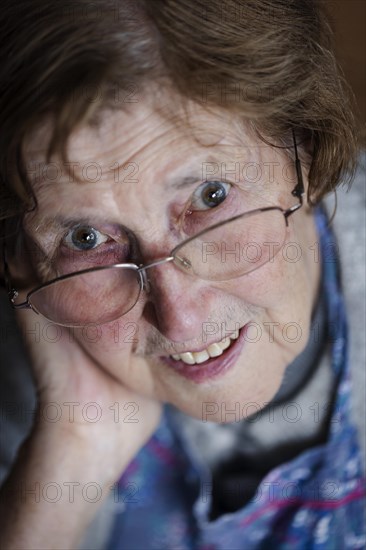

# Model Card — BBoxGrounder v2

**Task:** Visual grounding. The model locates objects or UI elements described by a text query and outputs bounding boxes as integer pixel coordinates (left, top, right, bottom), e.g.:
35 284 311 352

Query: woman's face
23 94 320 422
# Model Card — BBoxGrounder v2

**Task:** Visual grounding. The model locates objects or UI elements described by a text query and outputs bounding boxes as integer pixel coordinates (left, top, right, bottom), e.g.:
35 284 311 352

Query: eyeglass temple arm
2 241 13 295
1 240 28 307
284 128 305 218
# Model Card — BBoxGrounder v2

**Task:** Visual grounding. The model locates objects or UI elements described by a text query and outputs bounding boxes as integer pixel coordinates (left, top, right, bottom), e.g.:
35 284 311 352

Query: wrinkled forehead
20 94 297 247
23 92 282 191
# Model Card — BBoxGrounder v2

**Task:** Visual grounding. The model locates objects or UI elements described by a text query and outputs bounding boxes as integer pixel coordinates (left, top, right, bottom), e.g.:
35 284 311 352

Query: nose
142 261 213 343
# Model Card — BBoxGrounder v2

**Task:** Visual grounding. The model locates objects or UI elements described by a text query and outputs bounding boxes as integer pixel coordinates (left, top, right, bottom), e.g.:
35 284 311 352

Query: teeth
207 343 224 357
217 337 231 351
179 352 195 365
170 330 241 365
191 350 210 364
230 329 240 340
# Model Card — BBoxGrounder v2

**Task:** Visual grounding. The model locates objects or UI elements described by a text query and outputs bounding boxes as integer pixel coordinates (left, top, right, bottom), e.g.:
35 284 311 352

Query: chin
164 368 285 425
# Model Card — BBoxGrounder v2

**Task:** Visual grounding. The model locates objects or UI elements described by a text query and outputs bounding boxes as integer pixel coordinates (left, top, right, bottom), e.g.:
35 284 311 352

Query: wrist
0 422 119 550
28 418 127 487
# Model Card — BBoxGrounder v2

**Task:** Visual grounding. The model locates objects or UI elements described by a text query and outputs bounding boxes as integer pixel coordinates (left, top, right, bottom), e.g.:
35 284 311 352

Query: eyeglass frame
2 128 305 317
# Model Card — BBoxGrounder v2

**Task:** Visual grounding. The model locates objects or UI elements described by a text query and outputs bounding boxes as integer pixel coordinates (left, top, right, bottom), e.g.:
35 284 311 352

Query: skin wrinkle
22 95 321 422
25 149 272 270
139 301 259 356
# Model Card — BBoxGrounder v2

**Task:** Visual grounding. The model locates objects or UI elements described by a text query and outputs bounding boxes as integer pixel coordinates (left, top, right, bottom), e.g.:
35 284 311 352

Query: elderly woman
0 1 365 548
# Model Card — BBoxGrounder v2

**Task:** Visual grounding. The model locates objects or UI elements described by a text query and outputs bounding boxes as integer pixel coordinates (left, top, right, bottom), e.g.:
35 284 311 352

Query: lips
170 330 240 364
160 323 249 383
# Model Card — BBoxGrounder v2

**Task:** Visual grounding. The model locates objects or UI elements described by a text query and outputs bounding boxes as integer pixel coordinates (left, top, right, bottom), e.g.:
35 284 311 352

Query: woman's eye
63 226 109 251
190 180 231 211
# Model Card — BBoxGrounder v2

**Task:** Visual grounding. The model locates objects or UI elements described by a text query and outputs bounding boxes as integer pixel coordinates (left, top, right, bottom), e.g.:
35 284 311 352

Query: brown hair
0 0 361 227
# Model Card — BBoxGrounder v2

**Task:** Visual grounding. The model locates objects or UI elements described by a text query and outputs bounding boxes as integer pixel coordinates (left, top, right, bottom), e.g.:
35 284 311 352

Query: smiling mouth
169 330 241 365
160 324 249 383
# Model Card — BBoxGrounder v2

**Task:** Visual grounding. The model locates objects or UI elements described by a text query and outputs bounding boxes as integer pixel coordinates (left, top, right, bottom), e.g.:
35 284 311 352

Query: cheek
71 316 150 395
71 314 160 398
219 248 313 358
72 315 139 358
220 250 307 310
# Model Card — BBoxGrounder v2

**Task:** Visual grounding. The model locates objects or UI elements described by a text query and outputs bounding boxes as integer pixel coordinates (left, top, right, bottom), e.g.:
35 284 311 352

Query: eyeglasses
3 129 304 327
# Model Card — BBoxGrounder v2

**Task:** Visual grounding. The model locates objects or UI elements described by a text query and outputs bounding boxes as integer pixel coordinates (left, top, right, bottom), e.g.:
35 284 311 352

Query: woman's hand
0 305 162 550
15 306 163 482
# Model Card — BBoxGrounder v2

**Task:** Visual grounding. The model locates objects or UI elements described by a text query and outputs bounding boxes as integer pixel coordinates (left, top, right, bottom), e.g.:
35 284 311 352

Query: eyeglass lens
27 209 286 326
173 209 286 280
28 265 141 326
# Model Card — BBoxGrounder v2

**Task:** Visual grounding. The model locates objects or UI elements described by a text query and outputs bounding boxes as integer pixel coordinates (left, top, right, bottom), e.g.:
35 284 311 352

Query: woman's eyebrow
32 155 229 234
34 215 109 235
166 154 228 189
169 176 200 190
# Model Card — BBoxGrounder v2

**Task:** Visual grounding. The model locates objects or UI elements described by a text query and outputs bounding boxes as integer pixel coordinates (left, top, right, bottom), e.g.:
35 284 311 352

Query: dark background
326 0 366 139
